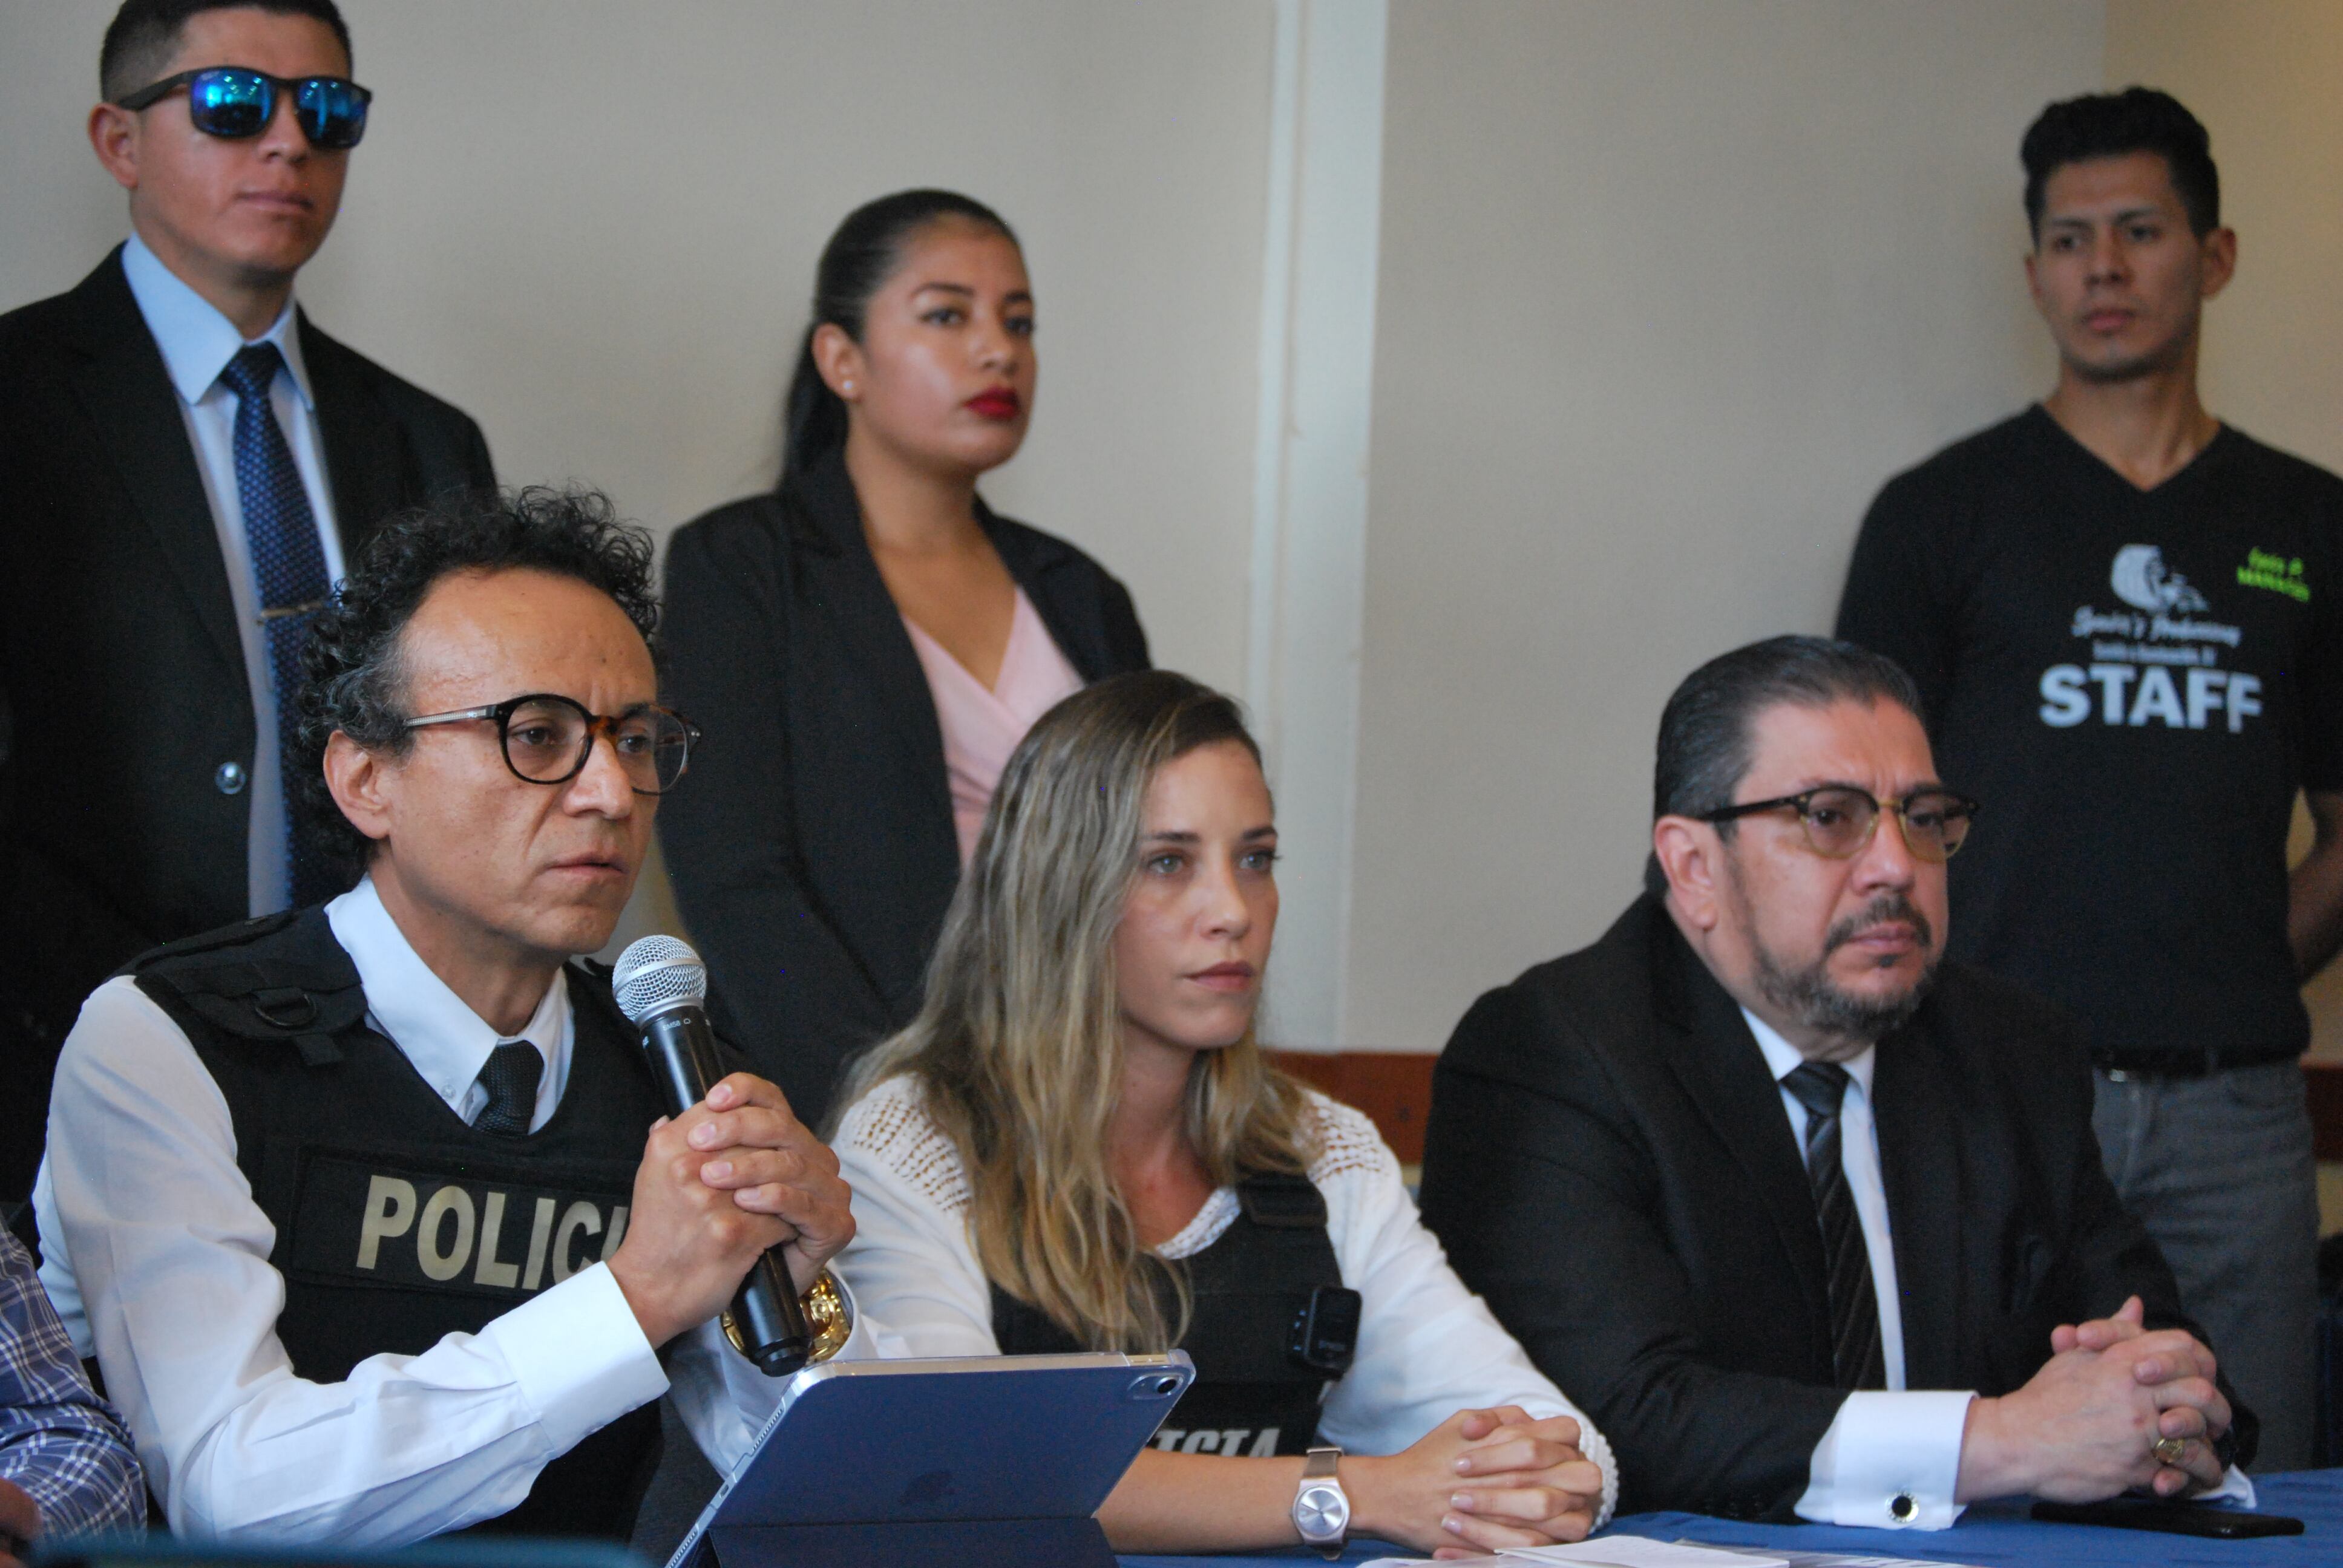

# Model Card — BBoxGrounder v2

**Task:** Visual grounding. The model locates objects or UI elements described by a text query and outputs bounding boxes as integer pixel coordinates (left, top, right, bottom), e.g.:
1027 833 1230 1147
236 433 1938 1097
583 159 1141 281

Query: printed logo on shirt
1149 1426 1282 1457
282 1149 632 1300
2038 544 2261 733
2109 544 2209 614
2237 547 2311 603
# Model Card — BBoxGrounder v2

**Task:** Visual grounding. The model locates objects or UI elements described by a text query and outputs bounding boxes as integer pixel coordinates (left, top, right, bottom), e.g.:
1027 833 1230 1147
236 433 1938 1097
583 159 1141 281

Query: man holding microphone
36 489 870 1543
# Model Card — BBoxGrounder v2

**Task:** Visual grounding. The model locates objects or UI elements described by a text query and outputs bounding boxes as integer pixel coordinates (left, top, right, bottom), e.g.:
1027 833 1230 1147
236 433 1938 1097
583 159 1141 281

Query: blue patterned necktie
217 342 336 908
1782 1060 1888 1391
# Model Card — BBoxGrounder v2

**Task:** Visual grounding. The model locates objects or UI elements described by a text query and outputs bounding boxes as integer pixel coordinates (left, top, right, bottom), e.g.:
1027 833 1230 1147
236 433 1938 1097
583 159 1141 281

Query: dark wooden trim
1277 1053 2343 1168
1269 1050 1437 1165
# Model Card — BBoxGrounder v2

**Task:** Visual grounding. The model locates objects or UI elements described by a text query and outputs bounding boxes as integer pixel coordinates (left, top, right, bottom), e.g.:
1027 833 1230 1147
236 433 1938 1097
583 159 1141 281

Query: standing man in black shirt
1837 88 2341 1471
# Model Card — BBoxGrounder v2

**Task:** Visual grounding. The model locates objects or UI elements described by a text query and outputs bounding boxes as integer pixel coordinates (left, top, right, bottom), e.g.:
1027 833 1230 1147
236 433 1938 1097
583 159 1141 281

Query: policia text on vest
347 1158 625 1294
125 909 667 1539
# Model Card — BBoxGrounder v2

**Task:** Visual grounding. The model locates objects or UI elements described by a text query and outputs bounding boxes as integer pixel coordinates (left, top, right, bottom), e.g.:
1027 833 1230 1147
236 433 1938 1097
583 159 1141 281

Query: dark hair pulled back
1641 635 1924 898
1653 635 1923 826
781 189 1019 483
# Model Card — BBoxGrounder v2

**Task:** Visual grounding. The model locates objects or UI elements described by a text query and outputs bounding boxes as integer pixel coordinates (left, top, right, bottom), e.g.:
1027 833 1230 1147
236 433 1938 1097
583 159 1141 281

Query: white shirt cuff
1795 1390 1973 1529
827 1273 909 1361
479 1261 669 1457
2200 1465 2257 1508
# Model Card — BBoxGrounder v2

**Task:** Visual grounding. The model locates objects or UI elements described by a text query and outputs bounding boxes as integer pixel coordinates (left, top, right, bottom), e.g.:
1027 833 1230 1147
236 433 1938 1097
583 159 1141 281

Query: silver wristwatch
1292 1444 1349 1558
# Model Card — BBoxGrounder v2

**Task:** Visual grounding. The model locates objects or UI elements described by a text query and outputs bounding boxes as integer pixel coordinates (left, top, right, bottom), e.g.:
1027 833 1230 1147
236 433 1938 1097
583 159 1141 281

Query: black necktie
473 1042 543 1136
1781 1060 1887 1390
217 342 336 908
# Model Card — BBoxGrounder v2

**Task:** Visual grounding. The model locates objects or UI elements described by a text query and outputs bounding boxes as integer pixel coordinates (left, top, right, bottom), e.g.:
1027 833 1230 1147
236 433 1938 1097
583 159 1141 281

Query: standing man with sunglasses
1419 637 2256 1526
0 0 495 1203
33 489 873 1543
1837 89 2340 1471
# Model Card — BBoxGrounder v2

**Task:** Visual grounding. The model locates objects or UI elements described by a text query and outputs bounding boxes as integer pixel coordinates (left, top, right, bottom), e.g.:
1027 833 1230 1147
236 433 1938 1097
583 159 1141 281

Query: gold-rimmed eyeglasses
1700 785 1979 863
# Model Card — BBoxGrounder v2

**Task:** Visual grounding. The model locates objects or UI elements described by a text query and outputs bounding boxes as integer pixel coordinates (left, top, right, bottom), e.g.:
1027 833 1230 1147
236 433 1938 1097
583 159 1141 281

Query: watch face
1296 1481 1349 1539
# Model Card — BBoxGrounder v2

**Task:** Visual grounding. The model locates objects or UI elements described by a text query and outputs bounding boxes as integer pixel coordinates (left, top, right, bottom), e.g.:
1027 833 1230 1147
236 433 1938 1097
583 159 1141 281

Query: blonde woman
830 671 1617 1558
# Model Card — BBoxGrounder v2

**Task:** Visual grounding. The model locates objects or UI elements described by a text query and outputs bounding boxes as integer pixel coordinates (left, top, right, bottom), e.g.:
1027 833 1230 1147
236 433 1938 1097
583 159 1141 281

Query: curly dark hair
293 486 660 878
2022 87 2218 241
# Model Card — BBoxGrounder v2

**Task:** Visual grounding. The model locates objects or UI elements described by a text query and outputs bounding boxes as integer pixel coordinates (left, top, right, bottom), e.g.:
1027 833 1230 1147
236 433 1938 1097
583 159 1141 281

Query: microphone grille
612 934 708 1023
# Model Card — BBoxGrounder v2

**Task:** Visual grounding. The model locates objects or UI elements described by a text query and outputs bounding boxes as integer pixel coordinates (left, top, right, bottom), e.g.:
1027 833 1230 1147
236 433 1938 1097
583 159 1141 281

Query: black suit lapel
783 457 955 800
301 315 406 563
1648 916 1837 1365
1873 1008 1964 1391
984 503 1110 681
64 251 244 676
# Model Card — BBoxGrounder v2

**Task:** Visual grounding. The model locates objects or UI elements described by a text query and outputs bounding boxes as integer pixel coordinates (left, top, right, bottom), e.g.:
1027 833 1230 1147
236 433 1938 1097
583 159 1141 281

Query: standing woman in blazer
661 189 1149 1125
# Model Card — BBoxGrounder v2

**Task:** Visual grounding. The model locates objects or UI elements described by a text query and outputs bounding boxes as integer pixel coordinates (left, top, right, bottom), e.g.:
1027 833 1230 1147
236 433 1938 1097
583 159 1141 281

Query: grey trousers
2092 1059 2319 1473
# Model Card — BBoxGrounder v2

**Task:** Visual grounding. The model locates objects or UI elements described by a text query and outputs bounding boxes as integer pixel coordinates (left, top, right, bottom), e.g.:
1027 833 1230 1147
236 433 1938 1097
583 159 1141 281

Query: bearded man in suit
1420 635 2258 1527
0 0 493 1200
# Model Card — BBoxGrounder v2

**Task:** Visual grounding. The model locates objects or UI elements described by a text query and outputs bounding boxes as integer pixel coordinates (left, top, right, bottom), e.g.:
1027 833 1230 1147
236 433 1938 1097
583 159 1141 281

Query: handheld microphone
613 935 811 1376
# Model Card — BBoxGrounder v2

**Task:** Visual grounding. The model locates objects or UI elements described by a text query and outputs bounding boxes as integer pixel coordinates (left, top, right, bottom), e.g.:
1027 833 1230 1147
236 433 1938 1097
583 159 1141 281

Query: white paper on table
1501 1541 1789 1568
1683 1551 1982 1568
1360 1541 1982 1568
1355 1546 1778 1568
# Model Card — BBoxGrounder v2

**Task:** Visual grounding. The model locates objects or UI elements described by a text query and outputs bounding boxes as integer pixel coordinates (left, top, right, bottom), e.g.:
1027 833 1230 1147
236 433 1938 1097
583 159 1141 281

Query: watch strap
1294 1443 1348 1557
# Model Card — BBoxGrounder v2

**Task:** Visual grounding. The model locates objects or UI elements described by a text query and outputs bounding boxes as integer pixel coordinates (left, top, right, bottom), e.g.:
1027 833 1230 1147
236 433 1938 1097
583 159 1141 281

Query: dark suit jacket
0 249 494 1199
1418 893 2253 1520
658 451 1149 1126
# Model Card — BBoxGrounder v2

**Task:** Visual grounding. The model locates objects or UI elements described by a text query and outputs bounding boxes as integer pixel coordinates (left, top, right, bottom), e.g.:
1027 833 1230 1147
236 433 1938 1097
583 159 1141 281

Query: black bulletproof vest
128 909 666 1540
990 1172 1342 1458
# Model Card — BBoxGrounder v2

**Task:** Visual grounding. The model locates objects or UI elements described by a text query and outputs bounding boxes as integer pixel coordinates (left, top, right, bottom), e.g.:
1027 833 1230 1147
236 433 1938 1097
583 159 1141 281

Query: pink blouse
903 589 1086 863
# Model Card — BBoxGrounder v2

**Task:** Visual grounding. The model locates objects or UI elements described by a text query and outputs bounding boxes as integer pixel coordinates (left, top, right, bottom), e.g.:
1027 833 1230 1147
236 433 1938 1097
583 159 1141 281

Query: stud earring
841 379 856 395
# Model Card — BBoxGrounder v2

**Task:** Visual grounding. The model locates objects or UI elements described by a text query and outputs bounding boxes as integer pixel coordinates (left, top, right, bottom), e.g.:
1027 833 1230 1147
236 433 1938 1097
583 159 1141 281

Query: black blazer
658 452 1149 1125
1418 893 2253 1520
0 249 494 1199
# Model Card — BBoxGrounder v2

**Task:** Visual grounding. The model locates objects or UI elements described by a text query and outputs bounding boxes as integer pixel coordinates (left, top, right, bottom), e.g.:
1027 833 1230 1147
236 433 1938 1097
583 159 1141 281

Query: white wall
1343 0 2105 1048
10 2 2338 1054
0 0 1277 949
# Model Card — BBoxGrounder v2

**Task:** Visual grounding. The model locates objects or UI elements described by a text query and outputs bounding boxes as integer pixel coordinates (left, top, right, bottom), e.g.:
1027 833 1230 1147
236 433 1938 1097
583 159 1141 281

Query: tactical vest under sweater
990 1172 1347 1458
128 909 666 1540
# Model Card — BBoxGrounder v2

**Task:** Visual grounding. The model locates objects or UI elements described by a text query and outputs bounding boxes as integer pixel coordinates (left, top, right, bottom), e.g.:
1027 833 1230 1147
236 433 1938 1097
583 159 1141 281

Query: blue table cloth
1121 1469 2341 1567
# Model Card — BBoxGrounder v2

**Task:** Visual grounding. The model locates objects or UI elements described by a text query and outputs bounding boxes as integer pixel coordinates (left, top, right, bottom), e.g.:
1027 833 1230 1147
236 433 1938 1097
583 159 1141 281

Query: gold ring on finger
2151 1436 2187 1466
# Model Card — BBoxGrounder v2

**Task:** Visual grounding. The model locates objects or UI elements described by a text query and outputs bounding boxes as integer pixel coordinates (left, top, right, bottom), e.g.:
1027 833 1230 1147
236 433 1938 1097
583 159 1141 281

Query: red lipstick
965 387 1021 420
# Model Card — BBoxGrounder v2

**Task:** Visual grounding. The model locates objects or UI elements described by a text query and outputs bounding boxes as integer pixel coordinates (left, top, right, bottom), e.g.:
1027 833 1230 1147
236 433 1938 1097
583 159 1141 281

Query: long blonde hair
837 671 1315 1350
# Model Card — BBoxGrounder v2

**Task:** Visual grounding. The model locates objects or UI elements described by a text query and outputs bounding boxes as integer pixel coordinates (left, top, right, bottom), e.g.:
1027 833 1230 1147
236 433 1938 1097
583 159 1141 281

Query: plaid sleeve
0 1230 144 1540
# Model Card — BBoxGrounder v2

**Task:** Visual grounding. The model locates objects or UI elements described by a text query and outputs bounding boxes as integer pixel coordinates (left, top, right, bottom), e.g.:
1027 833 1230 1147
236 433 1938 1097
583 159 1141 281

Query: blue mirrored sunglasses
114 67 372 149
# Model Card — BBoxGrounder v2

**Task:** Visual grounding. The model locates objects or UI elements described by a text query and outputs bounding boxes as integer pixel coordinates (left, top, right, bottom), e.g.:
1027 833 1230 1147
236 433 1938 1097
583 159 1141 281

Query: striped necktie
1781 1060 1888 1390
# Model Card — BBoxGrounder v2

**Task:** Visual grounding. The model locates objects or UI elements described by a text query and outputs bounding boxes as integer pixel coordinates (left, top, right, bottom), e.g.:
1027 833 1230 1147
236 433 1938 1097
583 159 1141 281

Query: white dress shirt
1740 1010 1971 1528
1742 1009 2252 1527
833 1074 1619 1529
35 876 885 1544
120 231 346 917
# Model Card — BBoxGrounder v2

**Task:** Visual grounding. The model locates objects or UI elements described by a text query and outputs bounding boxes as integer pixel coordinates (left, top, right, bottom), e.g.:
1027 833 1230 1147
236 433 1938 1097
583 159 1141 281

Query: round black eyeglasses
403 694 699 795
